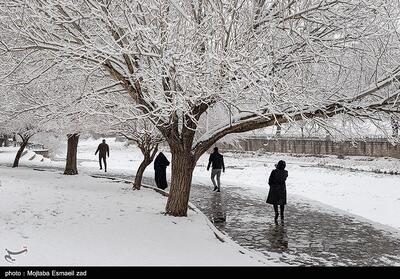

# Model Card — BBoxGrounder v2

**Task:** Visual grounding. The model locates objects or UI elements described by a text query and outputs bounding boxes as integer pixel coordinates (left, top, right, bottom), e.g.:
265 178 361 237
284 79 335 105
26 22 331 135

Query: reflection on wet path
190 183 400 266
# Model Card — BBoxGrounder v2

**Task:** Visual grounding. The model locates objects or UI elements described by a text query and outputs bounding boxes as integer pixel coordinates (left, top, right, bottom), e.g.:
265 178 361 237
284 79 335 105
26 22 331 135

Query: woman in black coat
266 160 288 223
154 152 170 190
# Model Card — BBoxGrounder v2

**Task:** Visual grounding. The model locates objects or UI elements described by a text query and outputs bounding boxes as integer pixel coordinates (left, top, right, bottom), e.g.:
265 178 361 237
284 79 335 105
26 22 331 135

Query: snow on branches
1 1 399 151
1 0 400 215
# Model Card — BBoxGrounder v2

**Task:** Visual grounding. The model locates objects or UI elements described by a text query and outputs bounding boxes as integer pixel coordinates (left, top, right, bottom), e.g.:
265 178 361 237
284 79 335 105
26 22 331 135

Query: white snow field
1 136 400 266
0 167 271 266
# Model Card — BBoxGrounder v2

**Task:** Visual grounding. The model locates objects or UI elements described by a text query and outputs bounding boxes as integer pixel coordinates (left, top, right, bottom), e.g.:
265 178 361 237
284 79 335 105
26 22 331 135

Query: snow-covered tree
118 120 164 190
85 88 165 189
36 69 112 175
1 1 400 216
0 54 109 173
0 85 49 167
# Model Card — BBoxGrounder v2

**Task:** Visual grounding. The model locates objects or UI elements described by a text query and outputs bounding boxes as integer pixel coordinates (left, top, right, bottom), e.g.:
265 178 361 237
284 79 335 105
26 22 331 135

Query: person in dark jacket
154 152 170 190
207 147 225 192
95 139 110 172
266 160 288 223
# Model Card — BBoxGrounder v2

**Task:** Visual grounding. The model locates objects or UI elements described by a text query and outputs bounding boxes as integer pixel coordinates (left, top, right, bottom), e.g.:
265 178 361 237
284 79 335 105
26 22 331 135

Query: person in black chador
266 160 288 224
154 152 170 190
207 147 225 192
95 139 110 172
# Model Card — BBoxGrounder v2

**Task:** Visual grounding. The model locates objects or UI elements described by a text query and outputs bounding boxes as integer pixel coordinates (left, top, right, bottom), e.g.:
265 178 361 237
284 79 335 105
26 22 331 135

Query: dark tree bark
165 148 196 216
133 159 149 190
64 133 79 175
133 145 158 190
4 135 9 147
12 134 31 168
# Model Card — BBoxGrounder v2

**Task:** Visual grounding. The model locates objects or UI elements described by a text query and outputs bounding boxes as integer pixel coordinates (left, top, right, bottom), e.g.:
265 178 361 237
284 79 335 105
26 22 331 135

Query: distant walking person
266 160 288 224
95 139 109 172
154 152 170 190
207 147 225 192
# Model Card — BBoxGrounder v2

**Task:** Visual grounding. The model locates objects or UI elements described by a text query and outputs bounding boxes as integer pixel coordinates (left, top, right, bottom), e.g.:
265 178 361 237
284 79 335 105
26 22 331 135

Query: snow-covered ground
1 136 400 264
0 166 272 266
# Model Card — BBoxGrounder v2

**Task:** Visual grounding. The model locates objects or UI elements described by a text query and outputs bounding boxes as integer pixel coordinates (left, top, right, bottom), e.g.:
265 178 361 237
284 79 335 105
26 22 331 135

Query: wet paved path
189 183 400 266
5 163 400 266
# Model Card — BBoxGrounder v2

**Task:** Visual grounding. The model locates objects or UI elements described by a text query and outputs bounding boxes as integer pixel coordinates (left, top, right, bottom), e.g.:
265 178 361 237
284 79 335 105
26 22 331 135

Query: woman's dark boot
273 205 279 223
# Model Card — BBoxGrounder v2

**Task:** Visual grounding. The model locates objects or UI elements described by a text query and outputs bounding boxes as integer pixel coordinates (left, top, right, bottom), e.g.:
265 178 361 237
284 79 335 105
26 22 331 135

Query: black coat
154 152 170 190
95 143 109 157
207 152 225 170
266 169 288 205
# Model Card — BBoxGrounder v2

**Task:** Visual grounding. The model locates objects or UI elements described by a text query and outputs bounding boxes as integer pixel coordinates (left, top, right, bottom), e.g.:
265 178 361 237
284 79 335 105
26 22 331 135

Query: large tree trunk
165 149 196 217
12 138 29 168
64 133 79 175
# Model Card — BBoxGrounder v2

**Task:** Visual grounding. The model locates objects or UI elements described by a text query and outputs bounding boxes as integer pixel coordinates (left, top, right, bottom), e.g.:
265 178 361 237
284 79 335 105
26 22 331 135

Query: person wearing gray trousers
207 147 225 192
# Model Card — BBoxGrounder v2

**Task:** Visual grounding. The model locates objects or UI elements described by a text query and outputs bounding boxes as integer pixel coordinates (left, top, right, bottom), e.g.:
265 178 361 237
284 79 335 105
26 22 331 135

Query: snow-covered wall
219 137 400 158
